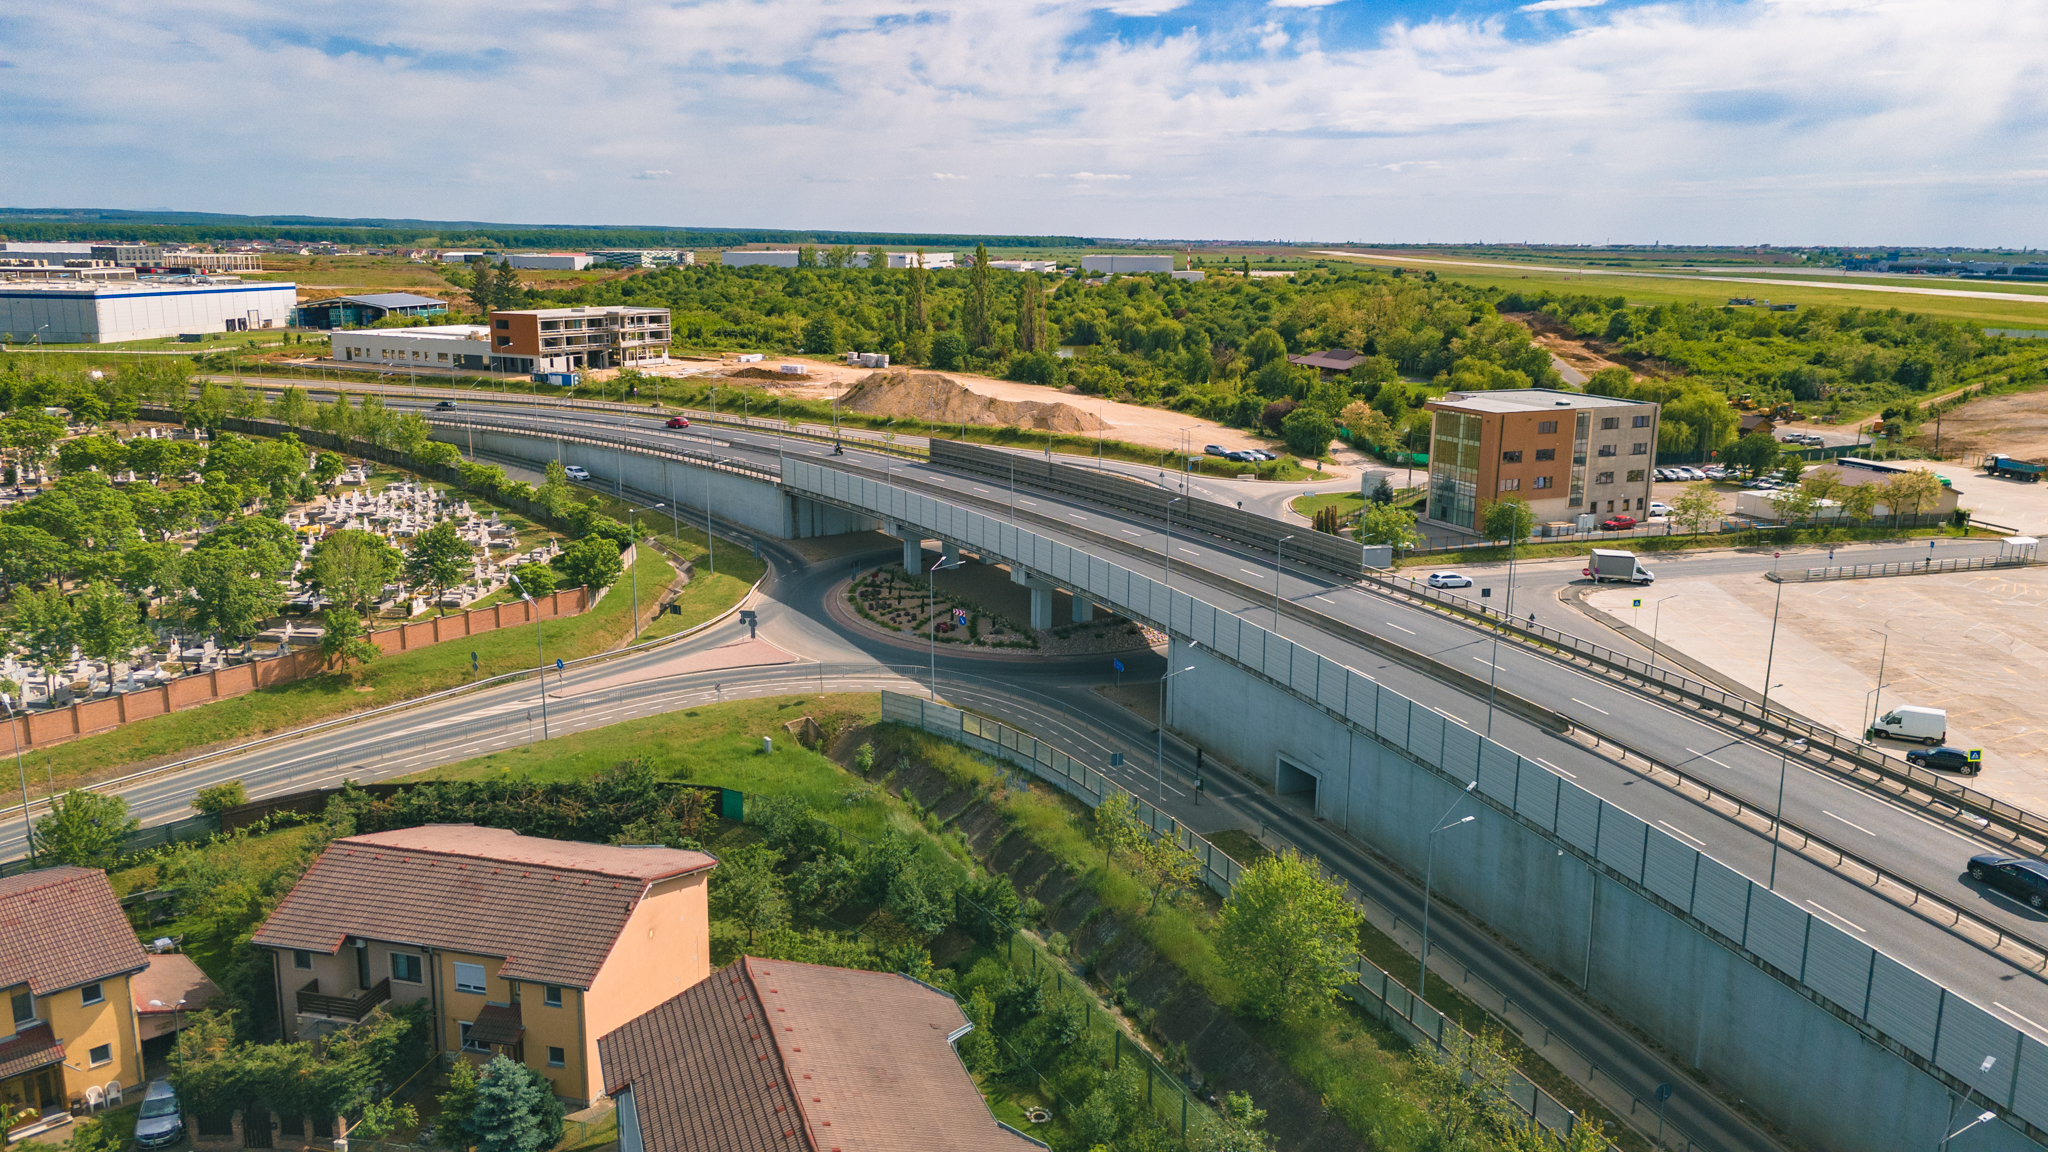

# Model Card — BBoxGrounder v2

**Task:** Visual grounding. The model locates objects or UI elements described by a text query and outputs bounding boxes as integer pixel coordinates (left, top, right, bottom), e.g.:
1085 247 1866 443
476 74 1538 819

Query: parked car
1204 444 1227 457
1247 449 1278 461
1683 467 1706 480
435 400 457 411
1908 745 1978 774
1425 571 1473 589
135 1080 185 1150
1703 466 1727 479
562 465 591 481
1601 514 1637 531
1647 501 1671 517
666 416 691 428
1968 853 2048 908
1226 450 1259 463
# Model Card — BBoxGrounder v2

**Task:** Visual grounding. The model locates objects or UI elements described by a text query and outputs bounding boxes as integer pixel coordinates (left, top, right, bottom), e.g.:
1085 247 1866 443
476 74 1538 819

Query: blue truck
1984 454 2045 482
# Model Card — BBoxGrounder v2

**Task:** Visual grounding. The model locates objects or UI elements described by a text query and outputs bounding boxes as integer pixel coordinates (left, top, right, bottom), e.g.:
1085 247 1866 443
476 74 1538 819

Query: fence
1771 553 2036 583
0 813 219 881
789 461 2048 1143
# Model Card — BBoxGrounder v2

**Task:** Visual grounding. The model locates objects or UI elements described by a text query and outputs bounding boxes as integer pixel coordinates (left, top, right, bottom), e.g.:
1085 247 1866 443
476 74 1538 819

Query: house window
1533 476 1553 490
1630 442 1647 455
1597 472 1615 485
1627 470 1645 482
1535 448 1555 461
80 984 103 1007
1501 450 1522 463
459 1022 488 1053
294 951 313 970
1633 414 1651 428
10 992 32 1024
547 1047 566 1068
495 319 509 330
1499 477 1520 491
1597 444 1617 457
89 1044 112 1067
391 954 423 984
454 963 488 995
1537 421 1558 434
544 986 563 1008
1600 417 1620 430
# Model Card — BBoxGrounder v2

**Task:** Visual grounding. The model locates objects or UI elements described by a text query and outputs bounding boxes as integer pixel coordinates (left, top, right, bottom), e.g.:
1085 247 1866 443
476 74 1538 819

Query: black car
1969 854 2048 909
435 400 458 410
1908 745 1978 774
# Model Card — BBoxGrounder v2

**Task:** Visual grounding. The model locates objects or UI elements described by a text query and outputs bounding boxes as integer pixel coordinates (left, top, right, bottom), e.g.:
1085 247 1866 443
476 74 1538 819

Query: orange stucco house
251 826 715 1106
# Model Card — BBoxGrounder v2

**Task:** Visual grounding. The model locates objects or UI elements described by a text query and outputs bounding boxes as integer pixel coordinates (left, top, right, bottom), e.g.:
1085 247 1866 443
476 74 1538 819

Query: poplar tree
967 243 993 349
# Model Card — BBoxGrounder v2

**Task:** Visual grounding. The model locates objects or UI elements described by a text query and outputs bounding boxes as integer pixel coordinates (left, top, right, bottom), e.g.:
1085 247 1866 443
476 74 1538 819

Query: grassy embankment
1397 521 1978 568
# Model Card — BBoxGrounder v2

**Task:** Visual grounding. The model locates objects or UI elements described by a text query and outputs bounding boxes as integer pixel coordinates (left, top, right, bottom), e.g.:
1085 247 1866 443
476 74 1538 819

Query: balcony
296 978 390 1022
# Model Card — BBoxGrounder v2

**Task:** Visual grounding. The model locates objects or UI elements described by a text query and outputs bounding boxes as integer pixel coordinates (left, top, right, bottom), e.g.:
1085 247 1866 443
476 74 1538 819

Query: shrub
191 781 248 816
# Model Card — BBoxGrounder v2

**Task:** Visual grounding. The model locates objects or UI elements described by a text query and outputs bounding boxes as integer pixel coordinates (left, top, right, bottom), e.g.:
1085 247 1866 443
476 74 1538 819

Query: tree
1131 832 1203 912
1340 401 1393 446
320 609 381 674
129 485 200 542
1242 328 1288 370
1725 431 1780 478
9 584 77 689
34 789 139 868
1215 849 1364 1020
801 314 840 355
1091 792 1144 867
1881 469 1946 523
2 412 67 477
308 528 405 614
967 243 993 349
1408 1028 1524 1150
0 525 69 587
271 385 313 428
311 450 347 487
466 1055 563 1152
1189 1092 1276 1152
191 781 247 816
72 579 148 673
1355 502 1421 550
405 521 475 612
1837 479 1881 522
709 846 788 946
1767 485 1816 523
930 331 968 371
1017 272 1047 353
1668 482 1723 537
437 1060 481 1150
1479 496 1535 543
56 434 124 477
179 548 287 640
1368 474 1396 505
553 537 622 592
1280 407 1336 459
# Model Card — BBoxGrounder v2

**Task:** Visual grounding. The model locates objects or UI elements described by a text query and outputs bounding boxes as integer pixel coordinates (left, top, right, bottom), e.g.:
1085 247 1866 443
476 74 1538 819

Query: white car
1426 571 1474 589
1647 501 1671 517
562 465 591 481
1682 467 1706 481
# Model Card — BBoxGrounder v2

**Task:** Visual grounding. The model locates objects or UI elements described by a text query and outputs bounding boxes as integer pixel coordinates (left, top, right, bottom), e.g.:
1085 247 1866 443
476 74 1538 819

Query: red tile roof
131 954 219 1016
250 826 714 988
599 956 1039 1152
469 1002 524 1047
0 1023 64 1080
1288 348 1365 372
0 867 148 996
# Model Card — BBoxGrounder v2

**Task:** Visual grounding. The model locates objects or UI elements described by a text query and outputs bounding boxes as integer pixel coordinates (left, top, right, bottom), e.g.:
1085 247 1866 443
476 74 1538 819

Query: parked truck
1583 549 1655 585
1984 454 2045 482
1868 704 1948 745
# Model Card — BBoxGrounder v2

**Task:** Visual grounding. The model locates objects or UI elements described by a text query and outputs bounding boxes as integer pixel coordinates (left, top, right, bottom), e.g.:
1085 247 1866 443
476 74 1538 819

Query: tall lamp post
1768 723 1807 891
625 506 644 642
927 554 963 700
5 698 34 865
705 388 717 579
1157 662 1196 802
1648 594 1683 671
1162 496 1186 588
508 574 550 741
1273 535 1297 629
1940 1110 1999 1151
1867 626 1891 735
1418 781 1478 1003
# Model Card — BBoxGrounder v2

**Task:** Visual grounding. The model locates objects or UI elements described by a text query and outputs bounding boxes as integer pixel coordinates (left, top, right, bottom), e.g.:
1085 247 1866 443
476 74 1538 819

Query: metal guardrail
1770 554 2035 583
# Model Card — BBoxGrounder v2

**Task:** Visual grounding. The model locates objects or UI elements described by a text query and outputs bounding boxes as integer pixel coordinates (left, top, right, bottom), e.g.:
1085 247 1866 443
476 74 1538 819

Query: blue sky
3 1 2044 244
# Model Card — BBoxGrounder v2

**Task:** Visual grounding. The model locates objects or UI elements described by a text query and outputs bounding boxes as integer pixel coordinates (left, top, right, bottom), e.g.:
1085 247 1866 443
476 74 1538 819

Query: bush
929 332 969 370
553 537 623 591
1281 407 1336 458
1260 398 1297 433
191 781 247 816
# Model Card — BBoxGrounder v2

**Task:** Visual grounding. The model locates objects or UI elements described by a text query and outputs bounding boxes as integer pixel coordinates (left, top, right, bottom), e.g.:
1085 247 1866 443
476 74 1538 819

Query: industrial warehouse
0 279 298 343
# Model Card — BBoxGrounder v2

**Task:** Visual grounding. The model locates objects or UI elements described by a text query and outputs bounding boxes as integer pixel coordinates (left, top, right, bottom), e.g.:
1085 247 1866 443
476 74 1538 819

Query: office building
1423 389 1661 532
1082 253 1175 274
292 293 449 330
0 261 137 283
0 280 297 343
329 324 493 370
0 243 165 266
486 305 671 372
506 253 597 271
151 251 266 274
594 250 692 269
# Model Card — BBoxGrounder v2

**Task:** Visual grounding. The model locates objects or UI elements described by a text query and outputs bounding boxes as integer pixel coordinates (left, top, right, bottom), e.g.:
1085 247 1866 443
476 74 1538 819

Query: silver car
134 1080 184 1149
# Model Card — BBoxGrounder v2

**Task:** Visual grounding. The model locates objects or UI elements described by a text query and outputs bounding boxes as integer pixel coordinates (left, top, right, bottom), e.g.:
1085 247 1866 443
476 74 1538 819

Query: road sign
739 610 758 624
1113 658 1124 672
1481 587 1491 598
555 658 564 670
470 651 478 672
1110 752 1124 768
1655 1083 1673 1103
1970 749 1984 762
954 608 967 622
1632 598 1642 608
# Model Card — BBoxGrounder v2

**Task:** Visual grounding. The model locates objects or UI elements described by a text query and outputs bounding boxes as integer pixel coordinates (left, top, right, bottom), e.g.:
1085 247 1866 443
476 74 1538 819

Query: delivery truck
1984 454 2045 482
1867 704 1947 745
1583 549 1655 585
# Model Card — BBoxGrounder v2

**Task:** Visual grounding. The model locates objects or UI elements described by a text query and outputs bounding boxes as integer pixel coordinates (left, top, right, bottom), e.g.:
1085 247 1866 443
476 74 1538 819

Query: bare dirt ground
1904 390 2048 462
838 371 1107 433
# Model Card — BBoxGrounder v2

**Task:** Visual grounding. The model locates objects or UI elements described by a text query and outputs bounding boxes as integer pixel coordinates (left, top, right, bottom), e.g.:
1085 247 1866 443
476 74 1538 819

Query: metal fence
1771 553 2035 583
791 460 2046 1141
0 813 219 880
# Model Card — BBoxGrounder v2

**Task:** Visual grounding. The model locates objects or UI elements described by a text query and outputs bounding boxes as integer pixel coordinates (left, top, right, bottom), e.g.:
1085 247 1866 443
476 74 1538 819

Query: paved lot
1589 564 2048 811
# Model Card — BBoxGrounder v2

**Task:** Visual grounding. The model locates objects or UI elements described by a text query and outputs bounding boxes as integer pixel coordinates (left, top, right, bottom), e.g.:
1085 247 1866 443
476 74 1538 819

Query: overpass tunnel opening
1275 755 1320 813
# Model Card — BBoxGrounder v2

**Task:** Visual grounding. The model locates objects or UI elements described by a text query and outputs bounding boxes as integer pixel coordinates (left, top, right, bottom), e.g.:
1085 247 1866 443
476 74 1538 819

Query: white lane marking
1242 568 1267 578
1019 499 1038 506
1473 657 1502 670
1571 698 1610 715
1657 820 1705 848
1433 707 1466 725
1995 1003 2048 1035
1824 810 1878 837
1177 548 1201 556
1536 758 1576 779
972 486 990 494
1805 900 1865 934
1068 513 1088 521
1384 622 1416 635
1121 530 1141 537
1685 747 1733 770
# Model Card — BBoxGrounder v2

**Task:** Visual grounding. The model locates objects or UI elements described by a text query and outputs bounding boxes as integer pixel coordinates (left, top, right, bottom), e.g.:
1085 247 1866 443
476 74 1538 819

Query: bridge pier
1072 595 1093 623
1007 565 1056 630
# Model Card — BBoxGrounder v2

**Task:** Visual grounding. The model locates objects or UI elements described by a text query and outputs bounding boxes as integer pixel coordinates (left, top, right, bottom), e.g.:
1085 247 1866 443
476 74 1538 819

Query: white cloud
633 169 672 180
1 0 2043 244
1520 0 1607 11
1070 172 1132 181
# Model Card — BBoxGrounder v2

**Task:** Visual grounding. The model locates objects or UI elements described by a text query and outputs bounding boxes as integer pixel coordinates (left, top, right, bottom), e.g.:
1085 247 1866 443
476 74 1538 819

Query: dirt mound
726 366 807 380
838 370 1107 433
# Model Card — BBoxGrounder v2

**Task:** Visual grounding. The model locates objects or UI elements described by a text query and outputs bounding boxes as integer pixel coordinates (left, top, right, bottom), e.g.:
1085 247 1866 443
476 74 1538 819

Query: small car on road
135 1080 185 1150
1425 571 1473 589
562 465 591 481
1601 515 1637 531
435 400 457 411
1908 745 1979 774
1968 853 2048 908
1647 501 1671 518
666 416 691 428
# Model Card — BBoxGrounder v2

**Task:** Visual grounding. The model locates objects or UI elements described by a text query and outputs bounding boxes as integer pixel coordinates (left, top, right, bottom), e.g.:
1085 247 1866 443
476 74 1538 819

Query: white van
1868 705 1947 746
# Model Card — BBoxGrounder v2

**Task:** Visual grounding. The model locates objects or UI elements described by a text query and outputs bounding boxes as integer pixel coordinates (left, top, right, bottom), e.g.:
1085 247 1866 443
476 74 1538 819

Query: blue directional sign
1113 658 1125 672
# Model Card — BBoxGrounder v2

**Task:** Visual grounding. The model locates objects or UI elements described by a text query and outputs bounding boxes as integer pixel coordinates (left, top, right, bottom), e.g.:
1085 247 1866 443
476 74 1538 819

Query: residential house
1287 348 1366 378
251 826 715 1106
1739 413 1776 438
0 868 150 1127
598 956 1040 1152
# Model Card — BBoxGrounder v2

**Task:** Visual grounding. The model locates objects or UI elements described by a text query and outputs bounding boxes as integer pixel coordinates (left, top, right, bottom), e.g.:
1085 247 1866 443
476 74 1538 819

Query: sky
3 0 2045 245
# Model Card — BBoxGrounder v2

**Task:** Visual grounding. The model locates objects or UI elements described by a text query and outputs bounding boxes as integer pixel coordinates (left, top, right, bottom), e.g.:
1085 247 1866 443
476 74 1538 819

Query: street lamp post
927 554 963 700
1939 1110 1999 1151
1649 594 1683 671
1273 535 1296 629
1867 626 1891 735
5 698 34 865
1157 663 1196 802
705 388 717 579
626 506 643 642
1163 496 1186 588
1768 726 1807 891
508 574 550 741
1418 781 1478 1003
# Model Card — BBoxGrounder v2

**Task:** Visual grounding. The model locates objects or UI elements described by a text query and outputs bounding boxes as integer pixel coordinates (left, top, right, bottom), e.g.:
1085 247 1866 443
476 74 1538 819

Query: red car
665 416 691 428
1601 515 1637 531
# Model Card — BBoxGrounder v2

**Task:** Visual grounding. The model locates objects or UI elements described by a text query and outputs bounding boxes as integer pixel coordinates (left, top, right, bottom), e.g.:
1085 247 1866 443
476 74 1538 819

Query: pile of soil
838 370 1107 432
726 366 808 380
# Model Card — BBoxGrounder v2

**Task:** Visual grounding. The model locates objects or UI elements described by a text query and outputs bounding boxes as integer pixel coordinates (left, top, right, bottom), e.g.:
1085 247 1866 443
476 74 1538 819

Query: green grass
14 551 676 792
1293 491 1364 519
1399 521 1978 567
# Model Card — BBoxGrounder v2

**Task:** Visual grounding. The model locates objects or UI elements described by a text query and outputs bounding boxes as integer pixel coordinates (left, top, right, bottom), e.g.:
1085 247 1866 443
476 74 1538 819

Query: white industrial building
0 280 297 343
595 249 692 268
1082 254 1175 274
721 250 802 267
985 260 1058 273
505 252 597 270
1170 269 1205 281
329 324 494 370
885 252 954 269
439 251 486 263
